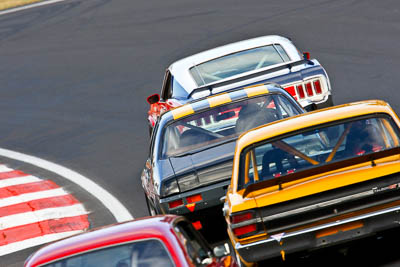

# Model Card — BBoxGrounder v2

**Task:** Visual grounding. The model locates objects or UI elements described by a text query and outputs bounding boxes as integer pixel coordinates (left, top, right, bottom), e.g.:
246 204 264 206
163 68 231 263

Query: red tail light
313 80 322 94
233 224 257 236
187 194 202 204
231 211 258 238
192 221 202 230
306 82 314 96
284 86 296 98
168 199 183 209
231 212 253 224
296 85 305 99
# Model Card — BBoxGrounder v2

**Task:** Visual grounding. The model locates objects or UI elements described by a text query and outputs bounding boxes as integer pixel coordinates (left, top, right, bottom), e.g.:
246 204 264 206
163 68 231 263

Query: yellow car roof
235 100 399 155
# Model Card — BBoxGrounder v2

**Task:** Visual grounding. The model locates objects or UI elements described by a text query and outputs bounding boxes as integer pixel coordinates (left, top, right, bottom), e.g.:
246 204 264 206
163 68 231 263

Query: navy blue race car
141 83 306 239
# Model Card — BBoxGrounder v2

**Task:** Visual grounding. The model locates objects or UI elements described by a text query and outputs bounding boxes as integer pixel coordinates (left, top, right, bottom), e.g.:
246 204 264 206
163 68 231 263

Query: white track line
0 204 87 230
0 165 13 172
0 230 84 256
0 188 68 207
0 148 133 222
0 175 42 188
0 0 68 16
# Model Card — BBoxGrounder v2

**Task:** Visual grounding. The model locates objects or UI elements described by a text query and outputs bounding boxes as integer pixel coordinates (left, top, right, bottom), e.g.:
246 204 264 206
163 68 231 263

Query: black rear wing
188 59 315 99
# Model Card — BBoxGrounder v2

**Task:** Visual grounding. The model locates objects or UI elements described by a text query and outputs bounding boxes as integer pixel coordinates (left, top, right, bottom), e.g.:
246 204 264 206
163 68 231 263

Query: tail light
192 221 202 230
296 85 305 99
233 224 257 237
305 82 314 96
187 194 202 204
284 86 296 98
284 78 324 102
313 80 323 94
231 212 253 224
230 211 260 238
168 199 183 209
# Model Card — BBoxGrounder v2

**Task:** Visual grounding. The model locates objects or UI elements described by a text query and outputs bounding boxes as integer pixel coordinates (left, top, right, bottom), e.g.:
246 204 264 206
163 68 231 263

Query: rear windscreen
239 116 400 190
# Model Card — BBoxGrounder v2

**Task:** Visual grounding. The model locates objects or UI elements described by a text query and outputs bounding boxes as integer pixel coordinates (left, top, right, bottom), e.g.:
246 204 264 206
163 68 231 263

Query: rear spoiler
188 58 315 99
242 147 400 198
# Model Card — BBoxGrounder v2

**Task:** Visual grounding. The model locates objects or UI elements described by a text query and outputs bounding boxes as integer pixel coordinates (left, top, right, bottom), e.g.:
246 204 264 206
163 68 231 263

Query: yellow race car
224 100 400 266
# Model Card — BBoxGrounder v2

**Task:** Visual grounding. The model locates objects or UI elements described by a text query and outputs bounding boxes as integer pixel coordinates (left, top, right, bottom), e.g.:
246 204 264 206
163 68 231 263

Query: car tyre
144 193 158 216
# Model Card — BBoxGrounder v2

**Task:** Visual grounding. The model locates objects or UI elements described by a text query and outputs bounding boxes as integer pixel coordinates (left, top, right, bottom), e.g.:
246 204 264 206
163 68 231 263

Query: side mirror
213 243 230 258
147 94 160 105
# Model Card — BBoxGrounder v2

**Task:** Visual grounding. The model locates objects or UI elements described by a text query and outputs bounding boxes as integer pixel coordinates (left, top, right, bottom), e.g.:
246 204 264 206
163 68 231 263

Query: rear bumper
235 205 400 263
159 180 230 241
315 94 333 109
159 180 230 216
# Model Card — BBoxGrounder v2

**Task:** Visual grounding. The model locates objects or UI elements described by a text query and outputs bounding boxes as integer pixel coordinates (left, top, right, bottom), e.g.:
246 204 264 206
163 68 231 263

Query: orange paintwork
230 100 400 193
316 221 364 238
226 100 400 247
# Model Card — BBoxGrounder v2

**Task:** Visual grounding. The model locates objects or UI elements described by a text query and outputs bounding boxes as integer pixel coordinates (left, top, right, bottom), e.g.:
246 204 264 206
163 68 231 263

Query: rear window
161 93 300 158
190 44 290 86
239 115 400 190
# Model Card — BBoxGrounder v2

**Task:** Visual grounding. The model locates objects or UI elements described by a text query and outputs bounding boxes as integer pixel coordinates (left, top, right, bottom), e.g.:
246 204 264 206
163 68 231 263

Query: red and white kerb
0 164 89 256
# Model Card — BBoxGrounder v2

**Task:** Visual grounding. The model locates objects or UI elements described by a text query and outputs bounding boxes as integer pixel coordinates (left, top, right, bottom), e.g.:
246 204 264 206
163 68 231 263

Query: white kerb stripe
0 165 13 172
0 148 133 222
0 188 68 208
0 204 88 230
0 230 84 256
0 175 42 188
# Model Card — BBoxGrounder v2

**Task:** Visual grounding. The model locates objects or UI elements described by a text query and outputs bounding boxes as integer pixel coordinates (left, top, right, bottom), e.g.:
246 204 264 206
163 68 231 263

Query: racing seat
260 148 298 178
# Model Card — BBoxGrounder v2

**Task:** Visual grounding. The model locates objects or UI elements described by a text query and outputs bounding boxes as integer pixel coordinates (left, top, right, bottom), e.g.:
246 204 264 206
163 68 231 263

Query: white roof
169 35 303 93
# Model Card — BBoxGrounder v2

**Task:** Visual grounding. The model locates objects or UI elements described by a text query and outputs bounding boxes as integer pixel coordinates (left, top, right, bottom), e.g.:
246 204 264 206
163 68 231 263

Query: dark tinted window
162 94 300 158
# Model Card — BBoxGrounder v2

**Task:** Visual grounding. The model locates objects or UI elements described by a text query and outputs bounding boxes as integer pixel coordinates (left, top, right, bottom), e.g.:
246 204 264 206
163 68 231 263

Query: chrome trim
231 217 263 229
235 205 400 250
267 195 400 233
261 189 375 222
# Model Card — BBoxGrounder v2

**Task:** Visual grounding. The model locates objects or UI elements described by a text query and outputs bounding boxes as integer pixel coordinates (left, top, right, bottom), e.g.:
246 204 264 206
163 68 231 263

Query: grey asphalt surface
0 0 400 266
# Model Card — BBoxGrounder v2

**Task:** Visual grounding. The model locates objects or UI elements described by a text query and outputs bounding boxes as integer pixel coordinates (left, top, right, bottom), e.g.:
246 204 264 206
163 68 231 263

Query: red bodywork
148 99 182 128
24 215 236 267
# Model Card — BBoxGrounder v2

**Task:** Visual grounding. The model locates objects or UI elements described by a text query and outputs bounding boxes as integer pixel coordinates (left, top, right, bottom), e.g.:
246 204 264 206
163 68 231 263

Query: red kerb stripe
0 215 89 246
0 170 29 180
0 180 60 198
0 195 80 217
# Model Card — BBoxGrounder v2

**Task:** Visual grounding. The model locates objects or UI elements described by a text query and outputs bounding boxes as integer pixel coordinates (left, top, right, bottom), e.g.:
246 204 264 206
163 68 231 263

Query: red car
24 215 237 267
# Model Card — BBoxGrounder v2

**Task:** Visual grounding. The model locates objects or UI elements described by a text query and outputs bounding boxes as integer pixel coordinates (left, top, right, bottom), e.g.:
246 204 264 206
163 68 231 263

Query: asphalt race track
1 0 400 266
